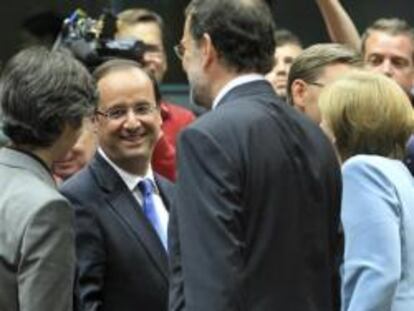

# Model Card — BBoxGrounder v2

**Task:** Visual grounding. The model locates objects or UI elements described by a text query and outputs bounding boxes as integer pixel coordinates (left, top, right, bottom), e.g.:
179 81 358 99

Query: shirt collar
212 74 265 109
98 147 157 192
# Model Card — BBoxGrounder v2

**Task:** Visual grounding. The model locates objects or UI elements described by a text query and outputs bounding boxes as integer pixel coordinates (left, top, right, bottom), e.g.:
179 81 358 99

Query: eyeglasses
174 43 185 60
95 104 158 121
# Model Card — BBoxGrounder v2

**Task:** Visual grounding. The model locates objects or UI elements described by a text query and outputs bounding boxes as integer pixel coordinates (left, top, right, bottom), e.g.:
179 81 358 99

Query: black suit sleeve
66 194 106 311
169 126 245 311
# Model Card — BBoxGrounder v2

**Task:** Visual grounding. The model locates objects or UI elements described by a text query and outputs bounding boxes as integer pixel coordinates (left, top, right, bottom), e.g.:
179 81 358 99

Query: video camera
54 9 148 69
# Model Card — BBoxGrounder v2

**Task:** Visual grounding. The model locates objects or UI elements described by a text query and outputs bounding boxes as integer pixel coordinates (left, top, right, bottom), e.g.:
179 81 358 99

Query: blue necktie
137 179 168 251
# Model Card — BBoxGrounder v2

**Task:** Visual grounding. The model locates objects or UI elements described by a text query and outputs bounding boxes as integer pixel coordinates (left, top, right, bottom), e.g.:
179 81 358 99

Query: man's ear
290 79 308 112
200 33 216 70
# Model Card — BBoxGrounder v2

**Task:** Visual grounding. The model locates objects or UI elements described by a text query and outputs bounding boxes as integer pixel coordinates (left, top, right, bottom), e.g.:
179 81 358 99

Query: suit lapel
155 174 174 212
90 153 169 280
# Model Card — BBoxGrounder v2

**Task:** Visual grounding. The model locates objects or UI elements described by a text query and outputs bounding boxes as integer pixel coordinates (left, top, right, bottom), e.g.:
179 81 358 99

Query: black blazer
61 152 173 311
169 80 342 311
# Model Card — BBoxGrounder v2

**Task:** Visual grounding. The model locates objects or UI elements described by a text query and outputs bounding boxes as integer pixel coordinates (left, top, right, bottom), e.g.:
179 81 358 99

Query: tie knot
137 178 154 197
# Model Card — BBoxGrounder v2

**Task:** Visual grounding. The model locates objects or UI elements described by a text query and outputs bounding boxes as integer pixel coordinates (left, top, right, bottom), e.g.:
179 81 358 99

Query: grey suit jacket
0 147 75 311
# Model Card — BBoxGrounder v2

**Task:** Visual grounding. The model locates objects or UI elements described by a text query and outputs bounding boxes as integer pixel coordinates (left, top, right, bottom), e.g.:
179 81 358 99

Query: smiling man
60 59 173 311
116 8 196 181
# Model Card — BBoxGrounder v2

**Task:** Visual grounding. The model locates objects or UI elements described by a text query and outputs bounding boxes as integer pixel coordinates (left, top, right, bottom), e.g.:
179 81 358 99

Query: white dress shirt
212 74 265 110
98 148 169 241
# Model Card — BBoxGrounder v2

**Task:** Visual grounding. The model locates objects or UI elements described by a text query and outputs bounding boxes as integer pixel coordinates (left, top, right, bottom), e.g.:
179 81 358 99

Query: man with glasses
287 43 363 123
60 59 173 311
168 1 344 310
117 8 196 181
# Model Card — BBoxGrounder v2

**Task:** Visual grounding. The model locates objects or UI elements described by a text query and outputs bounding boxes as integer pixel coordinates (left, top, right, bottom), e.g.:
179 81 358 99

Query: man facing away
0 46 97 311
168 0 342 310
60 59 173 311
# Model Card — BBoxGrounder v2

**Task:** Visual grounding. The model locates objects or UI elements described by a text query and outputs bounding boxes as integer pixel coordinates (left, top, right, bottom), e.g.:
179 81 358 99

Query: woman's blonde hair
318 70 414 160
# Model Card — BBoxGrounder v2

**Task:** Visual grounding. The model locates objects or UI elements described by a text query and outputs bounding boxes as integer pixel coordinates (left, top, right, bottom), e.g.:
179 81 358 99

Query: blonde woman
319 71 414 311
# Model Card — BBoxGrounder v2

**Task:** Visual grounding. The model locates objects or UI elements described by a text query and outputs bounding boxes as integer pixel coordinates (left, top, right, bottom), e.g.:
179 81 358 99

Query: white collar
212 74 265 109
98 148 157 192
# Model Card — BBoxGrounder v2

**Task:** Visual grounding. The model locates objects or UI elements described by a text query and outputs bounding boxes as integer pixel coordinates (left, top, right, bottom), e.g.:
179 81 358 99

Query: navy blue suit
169 80 342 311
61 152 173 311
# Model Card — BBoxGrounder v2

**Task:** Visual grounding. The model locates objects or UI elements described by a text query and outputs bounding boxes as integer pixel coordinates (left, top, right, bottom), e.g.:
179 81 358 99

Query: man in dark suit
61 59 172 311
168 0 342 310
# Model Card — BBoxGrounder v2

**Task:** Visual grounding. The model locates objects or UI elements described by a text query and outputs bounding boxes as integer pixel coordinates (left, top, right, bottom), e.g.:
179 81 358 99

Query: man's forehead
365 31 414 59
319 63 354 83
98 68 151 90
118 21 163 44
275 44 303 56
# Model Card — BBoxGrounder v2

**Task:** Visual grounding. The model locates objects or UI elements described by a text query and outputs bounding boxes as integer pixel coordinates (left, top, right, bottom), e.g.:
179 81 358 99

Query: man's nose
276 62 288 74
123 109 142 128
378 59 394 77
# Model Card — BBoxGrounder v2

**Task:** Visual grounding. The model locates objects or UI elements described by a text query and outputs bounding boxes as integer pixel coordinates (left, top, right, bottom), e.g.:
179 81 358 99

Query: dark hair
274 28 302 48
287 43 363 102
92 59 161 105
0 46 97 148
185 0 276 74
21 10 63 40
361 18 414 62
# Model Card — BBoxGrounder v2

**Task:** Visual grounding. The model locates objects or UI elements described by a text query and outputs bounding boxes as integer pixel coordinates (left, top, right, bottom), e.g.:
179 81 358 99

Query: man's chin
117 146 153 161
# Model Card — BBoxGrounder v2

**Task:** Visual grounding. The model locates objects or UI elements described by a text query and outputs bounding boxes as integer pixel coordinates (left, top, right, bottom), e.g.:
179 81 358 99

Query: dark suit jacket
169 80 342 311
60 152 173 311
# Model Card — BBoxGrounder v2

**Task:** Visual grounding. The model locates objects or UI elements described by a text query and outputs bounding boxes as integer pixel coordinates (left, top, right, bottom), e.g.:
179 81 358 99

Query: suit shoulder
185 102 261 136
1 166 67 208
343 155 411 186
60 166 97 201
155 173 175 195
0 167 71 241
